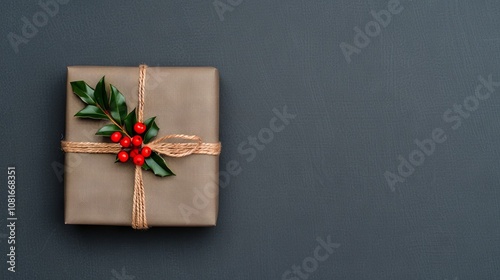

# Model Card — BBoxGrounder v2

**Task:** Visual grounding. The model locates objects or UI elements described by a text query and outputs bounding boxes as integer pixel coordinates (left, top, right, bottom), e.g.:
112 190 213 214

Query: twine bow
61 65 221 229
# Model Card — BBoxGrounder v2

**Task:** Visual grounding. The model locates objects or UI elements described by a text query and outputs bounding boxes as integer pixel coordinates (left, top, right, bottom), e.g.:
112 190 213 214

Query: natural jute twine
61 65 221 229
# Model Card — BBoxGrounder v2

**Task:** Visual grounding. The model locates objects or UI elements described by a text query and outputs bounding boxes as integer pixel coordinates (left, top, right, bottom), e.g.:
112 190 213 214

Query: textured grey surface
1 0 500 279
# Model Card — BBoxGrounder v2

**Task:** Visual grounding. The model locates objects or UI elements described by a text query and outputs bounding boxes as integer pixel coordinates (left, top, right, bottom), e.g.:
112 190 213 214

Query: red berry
120 137 131 148
110 132 122 143
141 146 152 157
129 148 139 158
132 135 143 147
117 151 129 162
133 154 145 166
134 122 146 134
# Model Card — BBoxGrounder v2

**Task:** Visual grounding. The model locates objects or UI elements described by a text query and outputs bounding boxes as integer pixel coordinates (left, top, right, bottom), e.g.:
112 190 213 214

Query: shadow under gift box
64 66 220 227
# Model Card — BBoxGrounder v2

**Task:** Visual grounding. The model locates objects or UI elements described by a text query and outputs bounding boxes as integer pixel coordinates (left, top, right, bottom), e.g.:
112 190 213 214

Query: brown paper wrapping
64 66 219 227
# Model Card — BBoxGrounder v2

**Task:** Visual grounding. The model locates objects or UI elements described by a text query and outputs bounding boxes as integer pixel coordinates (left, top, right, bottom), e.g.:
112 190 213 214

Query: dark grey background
1 0 500 279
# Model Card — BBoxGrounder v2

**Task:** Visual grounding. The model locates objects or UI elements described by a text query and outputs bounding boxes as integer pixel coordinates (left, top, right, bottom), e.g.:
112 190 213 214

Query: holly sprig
70 76 174 177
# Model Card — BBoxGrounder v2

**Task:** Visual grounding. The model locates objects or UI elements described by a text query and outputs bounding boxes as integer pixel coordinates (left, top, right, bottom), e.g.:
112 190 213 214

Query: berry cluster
111 122 152 166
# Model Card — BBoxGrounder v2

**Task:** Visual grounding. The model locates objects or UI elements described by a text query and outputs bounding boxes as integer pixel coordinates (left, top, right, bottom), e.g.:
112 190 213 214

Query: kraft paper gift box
63 66 220 227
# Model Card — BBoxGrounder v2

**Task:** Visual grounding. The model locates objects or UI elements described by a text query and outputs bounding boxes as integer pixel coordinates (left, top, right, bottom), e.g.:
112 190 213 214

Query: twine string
60 139 220 156
131 65 148 229
133 164 147 229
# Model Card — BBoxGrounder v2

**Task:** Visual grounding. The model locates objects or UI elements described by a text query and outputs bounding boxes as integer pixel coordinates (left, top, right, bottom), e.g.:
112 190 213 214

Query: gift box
62 65 220 228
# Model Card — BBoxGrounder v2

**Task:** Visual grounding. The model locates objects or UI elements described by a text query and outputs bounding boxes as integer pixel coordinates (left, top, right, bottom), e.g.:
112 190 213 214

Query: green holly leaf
142 161 151 171
143 117 159 143
71 81 95 105
109 84 127 125
123 108 137 136
145 152 175 177
95 124 122 136
74 105 107 120
93 76 108 110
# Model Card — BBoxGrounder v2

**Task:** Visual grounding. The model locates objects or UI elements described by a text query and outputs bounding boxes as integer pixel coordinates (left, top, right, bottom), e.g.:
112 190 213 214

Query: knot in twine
61 65 221 229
